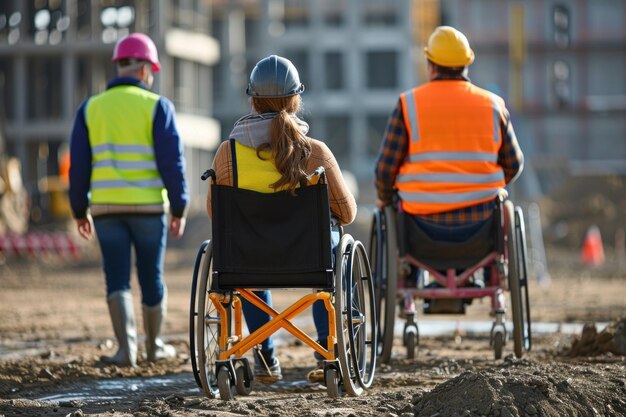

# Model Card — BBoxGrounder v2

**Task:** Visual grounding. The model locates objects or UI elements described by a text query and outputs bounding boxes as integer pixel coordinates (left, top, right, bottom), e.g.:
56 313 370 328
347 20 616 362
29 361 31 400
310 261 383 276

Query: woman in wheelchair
206 55 357 383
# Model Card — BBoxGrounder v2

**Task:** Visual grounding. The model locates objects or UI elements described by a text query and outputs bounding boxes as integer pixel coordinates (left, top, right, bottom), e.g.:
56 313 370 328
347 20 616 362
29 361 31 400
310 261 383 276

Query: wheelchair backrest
397 196 504 270
211 182 334 289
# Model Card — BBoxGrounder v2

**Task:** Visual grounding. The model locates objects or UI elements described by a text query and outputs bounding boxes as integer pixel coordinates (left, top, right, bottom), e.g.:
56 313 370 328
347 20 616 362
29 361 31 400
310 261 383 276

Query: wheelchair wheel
514 206 532 353
189 240 210 389
217 366 235 401
325 368 341 399
404 321 419 360
350 240 377 389
235 364 252 396
493 331 504 360
335 235 377 395
505 201 523 358
369 207 398 365
195 241 223 398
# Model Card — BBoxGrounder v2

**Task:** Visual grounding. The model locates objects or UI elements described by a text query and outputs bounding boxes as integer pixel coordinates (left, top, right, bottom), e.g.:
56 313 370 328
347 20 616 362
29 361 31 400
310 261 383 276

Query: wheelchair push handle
203 167 325 184
497 188 508 201
201 169 216 182
307 166 327 184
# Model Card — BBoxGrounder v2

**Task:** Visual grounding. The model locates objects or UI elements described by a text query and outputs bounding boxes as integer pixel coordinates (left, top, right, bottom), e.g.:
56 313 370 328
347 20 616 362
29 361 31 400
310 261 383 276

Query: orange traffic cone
581 225 605 267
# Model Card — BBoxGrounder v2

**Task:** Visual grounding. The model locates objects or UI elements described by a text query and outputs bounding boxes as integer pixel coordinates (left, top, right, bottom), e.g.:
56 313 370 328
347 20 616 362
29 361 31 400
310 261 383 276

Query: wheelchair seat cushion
212 182 334 289
399 211 496 270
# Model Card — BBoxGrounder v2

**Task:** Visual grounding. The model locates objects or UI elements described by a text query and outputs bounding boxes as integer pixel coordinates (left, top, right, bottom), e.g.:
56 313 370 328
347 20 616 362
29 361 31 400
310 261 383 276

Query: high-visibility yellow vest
86 85 165 205
397 80 506 215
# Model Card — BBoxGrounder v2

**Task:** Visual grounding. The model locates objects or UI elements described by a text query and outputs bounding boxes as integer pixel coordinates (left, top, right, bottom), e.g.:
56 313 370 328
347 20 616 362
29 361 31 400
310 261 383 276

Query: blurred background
0 0 625 268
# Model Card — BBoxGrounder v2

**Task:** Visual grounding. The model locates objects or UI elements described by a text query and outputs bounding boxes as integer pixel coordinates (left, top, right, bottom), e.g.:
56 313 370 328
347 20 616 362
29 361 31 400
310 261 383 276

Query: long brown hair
252 95 311 191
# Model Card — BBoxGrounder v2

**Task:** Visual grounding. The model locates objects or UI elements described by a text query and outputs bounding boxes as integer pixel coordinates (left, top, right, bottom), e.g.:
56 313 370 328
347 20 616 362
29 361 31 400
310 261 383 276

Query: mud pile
411 357 626 417
564 318 626 357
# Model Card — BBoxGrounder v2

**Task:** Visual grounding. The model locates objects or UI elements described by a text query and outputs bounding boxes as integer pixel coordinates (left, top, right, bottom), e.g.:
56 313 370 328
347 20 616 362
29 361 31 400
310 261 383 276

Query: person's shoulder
152 95 177 118
156 94 175 108
213 140 234 186
78 97 91 111
489 91 507 112
400 86 420 97
214 140 236 162
473 84 506 104
308 138 332 156
306 138 339 168
400 85 432 104
216 139 231 153
84 92 108 117
212 141 232 164
86 89 107 105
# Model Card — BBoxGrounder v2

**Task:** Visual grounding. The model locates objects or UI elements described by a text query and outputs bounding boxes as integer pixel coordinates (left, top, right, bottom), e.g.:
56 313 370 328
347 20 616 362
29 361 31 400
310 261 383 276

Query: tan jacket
206 138 357 225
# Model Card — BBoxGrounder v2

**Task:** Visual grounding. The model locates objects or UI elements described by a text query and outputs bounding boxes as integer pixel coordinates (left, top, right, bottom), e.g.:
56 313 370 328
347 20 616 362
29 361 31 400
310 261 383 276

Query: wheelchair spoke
189 241 208 389
195 241 222 398
203 308 220 385
337 238 377 392
354 241 377 389
335 235 363 396
505 201 524 359
370 208 396 364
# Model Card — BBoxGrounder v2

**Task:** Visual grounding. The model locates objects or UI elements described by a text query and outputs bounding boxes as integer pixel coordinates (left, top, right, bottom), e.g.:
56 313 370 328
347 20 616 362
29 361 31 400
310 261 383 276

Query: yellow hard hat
424 26 475 67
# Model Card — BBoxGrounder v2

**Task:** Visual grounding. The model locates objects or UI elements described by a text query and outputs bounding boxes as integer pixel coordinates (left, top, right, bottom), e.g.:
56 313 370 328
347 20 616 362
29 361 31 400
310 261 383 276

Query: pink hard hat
112 32 161 72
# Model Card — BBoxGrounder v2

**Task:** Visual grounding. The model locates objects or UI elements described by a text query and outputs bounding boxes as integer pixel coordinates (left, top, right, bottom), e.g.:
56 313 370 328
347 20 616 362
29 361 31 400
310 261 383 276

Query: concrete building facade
210 0 433 185
0 0 220 216
2 0 623 215
439 0 626 197
211 0 626 201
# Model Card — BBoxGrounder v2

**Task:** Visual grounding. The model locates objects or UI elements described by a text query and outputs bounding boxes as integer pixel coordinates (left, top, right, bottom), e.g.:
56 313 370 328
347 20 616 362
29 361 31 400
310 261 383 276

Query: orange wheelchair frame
189 168 377 400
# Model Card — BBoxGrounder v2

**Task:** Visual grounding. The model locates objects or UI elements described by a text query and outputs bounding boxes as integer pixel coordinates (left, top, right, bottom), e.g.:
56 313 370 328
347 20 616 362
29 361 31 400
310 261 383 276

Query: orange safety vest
397 80 506 215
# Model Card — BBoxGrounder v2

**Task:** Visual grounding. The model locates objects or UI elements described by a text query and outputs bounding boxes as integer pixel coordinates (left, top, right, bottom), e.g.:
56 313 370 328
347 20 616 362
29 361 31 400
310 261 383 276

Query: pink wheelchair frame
370 195 531 363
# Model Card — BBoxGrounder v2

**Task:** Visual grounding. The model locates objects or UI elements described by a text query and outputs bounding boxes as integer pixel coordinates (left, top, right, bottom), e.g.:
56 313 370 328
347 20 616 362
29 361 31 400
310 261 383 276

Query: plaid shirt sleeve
374 93 524 227
498 107 524 184
206 140 232 218
374 98 408 205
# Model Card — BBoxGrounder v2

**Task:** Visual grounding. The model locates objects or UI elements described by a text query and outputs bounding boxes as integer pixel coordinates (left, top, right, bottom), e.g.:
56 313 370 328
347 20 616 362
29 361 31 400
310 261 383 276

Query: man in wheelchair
206 55 357 384
374 25 524 289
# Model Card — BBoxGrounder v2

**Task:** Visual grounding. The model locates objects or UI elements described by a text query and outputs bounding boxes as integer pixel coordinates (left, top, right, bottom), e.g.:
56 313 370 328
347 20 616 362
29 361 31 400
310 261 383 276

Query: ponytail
253 96 311 191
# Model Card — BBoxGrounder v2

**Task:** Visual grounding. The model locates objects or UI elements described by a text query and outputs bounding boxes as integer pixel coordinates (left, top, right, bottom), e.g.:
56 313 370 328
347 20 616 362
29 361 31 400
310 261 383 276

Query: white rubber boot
142 289 176 362
101 290 138 367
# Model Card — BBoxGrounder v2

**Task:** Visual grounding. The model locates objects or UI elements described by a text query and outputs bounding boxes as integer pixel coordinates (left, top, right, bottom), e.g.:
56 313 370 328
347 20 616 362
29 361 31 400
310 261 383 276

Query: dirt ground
1 235 625 416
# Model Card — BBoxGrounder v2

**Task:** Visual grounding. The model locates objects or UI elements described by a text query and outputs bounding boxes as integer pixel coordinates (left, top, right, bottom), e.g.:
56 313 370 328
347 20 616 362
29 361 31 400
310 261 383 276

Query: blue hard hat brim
246 84 305 98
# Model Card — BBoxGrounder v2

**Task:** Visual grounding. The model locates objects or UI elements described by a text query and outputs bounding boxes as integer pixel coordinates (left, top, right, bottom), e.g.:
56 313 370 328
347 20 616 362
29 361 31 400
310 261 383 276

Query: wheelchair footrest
423 298 466 314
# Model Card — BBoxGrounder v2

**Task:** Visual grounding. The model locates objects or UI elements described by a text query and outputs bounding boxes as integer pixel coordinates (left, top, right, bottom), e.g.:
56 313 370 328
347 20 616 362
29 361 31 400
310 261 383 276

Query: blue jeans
93 214 167 306
242 227 340 362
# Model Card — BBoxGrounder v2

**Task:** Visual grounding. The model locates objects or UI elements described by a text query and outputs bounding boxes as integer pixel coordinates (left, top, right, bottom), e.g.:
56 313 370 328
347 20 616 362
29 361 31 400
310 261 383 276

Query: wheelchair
370 193 532 363
189 168 377 400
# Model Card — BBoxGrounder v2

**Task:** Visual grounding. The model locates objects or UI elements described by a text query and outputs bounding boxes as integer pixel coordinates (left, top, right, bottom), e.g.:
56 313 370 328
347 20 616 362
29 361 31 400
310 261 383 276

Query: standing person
375 26 524 285
69 33 189 367
206 55 357 383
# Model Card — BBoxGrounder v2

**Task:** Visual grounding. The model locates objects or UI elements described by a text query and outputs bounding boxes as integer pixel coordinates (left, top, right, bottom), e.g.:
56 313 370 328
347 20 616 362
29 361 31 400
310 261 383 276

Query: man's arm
498 108 524 184
69 101 92 220
153 97 189 237
374 98 409 207
69 101 94 240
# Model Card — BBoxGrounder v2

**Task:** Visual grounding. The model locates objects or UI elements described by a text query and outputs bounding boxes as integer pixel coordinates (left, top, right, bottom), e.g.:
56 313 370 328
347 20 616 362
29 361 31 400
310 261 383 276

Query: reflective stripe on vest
407 151 498 163
399 188 500 203
397 81 506 214
86 85 165 205
397 171 504 184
